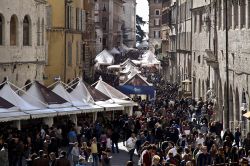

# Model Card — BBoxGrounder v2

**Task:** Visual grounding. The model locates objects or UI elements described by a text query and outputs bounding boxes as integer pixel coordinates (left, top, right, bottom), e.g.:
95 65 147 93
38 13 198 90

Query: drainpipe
225 0 230 128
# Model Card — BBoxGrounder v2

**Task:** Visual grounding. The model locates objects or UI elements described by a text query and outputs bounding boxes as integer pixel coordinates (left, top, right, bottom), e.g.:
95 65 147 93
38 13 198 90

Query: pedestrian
71 142 80 166
0 143 8 166
126 133 137 162
91 137 99 166
32 150 50 166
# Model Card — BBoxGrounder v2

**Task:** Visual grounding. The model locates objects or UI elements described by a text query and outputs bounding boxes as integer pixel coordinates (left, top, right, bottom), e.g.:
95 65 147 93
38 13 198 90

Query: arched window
23 15 31 46
10 15 18 46
25 79 31 91
0 14 4 45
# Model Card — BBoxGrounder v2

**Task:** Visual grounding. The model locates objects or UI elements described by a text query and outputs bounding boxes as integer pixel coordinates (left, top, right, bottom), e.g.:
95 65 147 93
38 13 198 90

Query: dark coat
54 157 71 166
32 157 50 166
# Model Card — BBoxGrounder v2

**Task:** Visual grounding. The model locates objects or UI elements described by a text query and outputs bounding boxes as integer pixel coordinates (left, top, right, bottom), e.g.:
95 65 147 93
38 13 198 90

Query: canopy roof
141 50 160 65
93 78 129 100
70 81 95 103
22 81 70 108
127 69 142 79
95 101 124 111
0 96 15 109
85 83 110 101
123 74 152 86
0 83 39 111
120 59 137 67
110 47 121 55
95 49 114 65
0 108 30 122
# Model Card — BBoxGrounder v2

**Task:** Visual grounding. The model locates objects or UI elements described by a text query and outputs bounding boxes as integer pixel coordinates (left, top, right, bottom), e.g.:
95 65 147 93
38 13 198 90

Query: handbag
88 154 93 163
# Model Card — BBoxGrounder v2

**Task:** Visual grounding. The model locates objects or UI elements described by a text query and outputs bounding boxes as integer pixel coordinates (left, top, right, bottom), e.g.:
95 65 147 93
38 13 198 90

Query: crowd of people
0 70 250 166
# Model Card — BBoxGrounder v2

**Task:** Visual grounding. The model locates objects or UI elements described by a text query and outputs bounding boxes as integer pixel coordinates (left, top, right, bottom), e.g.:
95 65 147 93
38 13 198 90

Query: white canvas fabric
141 50 160 65
94 79 129 100
53 83 89 107
95 101 124 111
0 84 39 111
110 47 120 55
70 81 95 104
0 108 30 122
24 109 57 119
21 83 72 108
95 49 114 65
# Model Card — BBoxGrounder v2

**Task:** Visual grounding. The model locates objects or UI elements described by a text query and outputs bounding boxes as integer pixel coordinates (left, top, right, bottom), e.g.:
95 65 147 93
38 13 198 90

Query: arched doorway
10 15 18 45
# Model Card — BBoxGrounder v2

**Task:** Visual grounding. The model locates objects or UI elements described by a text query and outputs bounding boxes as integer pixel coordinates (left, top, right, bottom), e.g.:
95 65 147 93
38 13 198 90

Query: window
199 11 203 32
198 55 201 63
233 0 238 28
41 19 44 45
37 18 40 46
66 6 73 29
10 15 18 46
0 14 4 45
218 0 222 29
227 0 232 29
240 0 246 28
153 31 160 38
81 10 86 31
76 41 79 65
68 42 72 66
155 9 160 16
194 12 197 33
154 18 160 26
46 5 52 28
23 15 31 46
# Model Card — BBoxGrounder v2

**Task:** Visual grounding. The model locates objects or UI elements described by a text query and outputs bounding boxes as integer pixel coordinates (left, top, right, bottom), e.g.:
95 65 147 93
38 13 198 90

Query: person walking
126 133 137 162
91 137 99 166
71 142 80 166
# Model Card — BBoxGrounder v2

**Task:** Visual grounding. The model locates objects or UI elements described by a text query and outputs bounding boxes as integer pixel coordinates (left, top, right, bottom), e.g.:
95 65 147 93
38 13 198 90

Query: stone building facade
192 0 250 131
0 0 47 87
122 0 137 48
149 0 162 52
96 0 124 50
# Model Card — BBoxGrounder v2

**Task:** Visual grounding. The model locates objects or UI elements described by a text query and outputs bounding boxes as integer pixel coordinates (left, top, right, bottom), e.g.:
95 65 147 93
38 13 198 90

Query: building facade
44 0 86 86
192 0 250 131
0 0 47 87
149 0 162 52
122 0 137 48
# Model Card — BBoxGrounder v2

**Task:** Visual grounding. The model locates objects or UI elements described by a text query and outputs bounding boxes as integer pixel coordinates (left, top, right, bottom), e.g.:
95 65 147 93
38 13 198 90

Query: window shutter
71 7 74 29
78 9 81 31
82 10 86 32
46 5 52 28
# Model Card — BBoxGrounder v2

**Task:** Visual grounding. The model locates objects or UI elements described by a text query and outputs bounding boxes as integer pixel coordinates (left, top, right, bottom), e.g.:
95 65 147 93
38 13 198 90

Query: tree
136 15 146 43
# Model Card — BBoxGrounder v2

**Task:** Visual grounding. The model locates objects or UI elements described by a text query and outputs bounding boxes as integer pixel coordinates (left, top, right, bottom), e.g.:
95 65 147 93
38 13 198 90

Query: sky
136 0 149 33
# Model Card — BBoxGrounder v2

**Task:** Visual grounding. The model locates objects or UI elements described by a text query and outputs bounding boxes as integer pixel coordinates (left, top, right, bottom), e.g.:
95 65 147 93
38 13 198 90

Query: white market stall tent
52 81 103 114
95 49 114 66
141 50 161 66
0 96 29 122
92 78 136 107
110 47 121 55
71 80 123 111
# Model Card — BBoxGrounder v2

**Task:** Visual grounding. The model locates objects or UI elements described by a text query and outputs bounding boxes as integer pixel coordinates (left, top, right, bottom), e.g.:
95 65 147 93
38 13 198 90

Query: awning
77 104 104 113
54 107 82 116
243 112 250 118
24 109 57 119
108 98 137 107
95 101 124 111
0 109 30 122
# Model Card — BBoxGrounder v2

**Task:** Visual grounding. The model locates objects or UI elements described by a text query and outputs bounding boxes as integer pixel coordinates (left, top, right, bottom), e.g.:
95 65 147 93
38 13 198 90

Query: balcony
204 49 219 70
